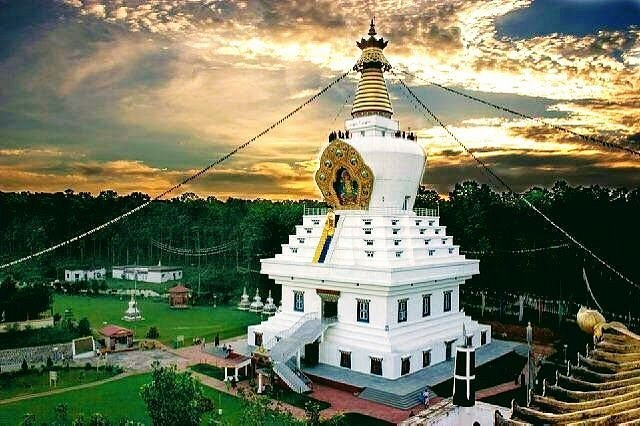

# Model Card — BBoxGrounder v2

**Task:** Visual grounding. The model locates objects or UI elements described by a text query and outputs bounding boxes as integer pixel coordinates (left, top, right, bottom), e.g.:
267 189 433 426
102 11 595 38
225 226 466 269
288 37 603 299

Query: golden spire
351 19 393 119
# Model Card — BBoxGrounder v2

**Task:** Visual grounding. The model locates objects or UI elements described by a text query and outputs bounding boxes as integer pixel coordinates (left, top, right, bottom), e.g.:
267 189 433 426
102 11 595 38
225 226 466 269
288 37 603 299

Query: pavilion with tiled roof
496 307 640 425
168 284 190 309
99 324 134 352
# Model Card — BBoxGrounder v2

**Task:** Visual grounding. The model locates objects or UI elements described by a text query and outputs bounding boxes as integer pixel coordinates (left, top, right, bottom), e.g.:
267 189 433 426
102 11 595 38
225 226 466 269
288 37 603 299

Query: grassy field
53 294 261 346
0 368 119 400
0 373 243 425
104 277 177 292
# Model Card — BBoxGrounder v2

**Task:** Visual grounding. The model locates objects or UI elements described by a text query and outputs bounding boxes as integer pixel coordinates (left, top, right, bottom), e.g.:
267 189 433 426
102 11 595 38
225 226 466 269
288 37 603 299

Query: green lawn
0 373 243 425
0 368 119 400
273 388 331 411
53 294 261 346
105 277 177 293
191 363 228 381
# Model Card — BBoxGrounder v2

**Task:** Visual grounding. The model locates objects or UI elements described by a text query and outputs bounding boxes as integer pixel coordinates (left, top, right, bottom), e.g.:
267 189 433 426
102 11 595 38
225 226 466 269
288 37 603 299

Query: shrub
54 403 69 422
21 359 28 372
21 413 36 426
46 356 54 370
145 326 159 339
72 414 86 426
87 413 110 426
84 362 92 370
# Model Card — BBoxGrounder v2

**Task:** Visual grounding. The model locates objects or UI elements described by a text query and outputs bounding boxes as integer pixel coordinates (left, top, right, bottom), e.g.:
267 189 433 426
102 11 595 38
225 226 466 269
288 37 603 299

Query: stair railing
264 311 319 350
286 359 312 386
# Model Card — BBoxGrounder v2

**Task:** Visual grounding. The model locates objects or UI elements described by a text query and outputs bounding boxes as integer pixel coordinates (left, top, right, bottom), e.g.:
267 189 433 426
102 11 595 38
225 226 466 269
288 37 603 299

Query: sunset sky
1 0 639 199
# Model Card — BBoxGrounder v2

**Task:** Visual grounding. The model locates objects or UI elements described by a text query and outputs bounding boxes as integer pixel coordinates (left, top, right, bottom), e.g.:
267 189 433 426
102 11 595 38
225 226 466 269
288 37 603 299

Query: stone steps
359 385 426 409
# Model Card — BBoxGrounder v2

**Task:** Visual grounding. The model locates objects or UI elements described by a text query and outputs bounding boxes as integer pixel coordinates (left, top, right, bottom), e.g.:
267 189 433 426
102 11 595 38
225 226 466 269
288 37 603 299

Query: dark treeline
1 182 639 314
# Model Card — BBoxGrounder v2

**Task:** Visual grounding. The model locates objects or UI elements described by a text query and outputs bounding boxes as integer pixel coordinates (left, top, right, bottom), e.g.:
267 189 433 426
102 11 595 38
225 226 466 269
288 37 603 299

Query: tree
77 317 91 336
236 389 300 426
140 362 212 426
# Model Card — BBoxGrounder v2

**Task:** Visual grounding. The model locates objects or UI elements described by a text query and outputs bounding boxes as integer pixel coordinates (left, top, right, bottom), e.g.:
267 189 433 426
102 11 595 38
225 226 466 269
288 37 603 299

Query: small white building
111 264 182 283
64 268 106 282
248 22 491 392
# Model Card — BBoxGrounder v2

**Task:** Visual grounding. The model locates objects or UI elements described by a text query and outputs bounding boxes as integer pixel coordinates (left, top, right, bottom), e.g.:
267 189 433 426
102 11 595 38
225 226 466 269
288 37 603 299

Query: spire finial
368 17 376 36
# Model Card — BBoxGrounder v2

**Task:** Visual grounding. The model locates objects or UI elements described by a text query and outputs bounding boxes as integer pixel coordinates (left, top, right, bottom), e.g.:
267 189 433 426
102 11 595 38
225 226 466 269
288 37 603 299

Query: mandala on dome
315 140 374 209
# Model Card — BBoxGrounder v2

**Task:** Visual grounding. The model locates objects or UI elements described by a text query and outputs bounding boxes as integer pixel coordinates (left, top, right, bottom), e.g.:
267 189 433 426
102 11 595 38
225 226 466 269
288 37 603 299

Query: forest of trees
1 181 639 315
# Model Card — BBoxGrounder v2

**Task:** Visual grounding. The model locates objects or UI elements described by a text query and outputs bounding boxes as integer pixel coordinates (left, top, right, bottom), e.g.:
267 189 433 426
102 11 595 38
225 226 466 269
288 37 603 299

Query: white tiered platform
247 21 491 393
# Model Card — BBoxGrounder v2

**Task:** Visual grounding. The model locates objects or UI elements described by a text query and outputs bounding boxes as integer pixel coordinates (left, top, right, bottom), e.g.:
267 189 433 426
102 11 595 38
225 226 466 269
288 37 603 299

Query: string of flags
393 70 640 292
0 69 353 270
461 243 570 256
150 239 235 256
399 69 640 160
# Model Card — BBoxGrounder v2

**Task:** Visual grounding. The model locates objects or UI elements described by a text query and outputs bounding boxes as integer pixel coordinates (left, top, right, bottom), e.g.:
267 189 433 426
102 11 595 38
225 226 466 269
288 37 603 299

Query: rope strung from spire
0 70 352 270
329 92 353 129
151 239 235 256
583 267 604 311
395 75 640 291
399 69 640 160
461 243 570 256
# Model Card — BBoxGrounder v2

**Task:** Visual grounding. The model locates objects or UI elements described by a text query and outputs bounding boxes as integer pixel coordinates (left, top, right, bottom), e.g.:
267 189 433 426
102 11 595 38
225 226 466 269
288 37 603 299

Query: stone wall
0 342 73 372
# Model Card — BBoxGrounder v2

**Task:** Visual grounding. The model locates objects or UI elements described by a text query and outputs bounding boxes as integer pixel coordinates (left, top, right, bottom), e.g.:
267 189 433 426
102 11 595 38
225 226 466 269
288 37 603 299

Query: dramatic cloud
1 0 639 197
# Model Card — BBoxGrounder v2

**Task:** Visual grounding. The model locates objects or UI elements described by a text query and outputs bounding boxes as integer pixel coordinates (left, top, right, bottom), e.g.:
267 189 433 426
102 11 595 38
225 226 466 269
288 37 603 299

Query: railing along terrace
303 206 439 217
303 207 329 216
327 129 418 142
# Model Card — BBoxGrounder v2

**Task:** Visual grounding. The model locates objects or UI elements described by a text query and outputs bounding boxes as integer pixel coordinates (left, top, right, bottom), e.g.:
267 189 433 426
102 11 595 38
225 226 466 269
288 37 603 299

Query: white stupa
248 21 490 389
238 287 251 311
263 290 278 316
122 294 143 322
249 289 264 313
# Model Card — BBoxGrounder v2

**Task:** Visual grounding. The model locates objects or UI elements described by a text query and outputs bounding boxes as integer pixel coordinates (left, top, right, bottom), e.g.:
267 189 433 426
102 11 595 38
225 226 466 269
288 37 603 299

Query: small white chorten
122 295 143 321
249 289 263 312
238 287 251 311
263 290 277 315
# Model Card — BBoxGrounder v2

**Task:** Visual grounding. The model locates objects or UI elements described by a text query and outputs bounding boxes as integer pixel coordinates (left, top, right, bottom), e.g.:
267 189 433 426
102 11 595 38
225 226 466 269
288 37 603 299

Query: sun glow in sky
0 0 639 198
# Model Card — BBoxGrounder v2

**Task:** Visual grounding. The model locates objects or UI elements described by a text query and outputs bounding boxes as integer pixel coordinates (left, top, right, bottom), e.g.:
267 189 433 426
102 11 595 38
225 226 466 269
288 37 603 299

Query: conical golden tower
351 19 393 119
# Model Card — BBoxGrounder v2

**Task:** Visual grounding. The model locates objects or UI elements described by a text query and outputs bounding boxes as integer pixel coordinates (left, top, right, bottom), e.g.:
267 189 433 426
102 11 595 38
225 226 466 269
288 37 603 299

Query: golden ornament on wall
315 140 374 209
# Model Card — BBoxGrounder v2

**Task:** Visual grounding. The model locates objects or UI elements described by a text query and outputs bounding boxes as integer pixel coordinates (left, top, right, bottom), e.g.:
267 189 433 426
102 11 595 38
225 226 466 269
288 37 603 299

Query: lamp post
563 344 568 364
213 294 217 308
526 321 533 405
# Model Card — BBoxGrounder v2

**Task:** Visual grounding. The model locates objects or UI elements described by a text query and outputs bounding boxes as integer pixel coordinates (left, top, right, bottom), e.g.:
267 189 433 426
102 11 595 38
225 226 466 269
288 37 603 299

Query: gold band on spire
352 67 393 118
351 21 393 119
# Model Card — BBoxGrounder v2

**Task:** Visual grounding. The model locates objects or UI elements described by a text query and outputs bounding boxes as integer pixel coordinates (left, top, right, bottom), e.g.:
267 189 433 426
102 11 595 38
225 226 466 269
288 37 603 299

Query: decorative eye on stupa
350 157 358 166
324 160 333 168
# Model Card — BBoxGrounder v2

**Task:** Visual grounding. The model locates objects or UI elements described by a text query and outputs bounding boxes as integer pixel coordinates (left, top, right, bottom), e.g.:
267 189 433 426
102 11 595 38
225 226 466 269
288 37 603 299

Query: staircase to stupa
267 312 336 393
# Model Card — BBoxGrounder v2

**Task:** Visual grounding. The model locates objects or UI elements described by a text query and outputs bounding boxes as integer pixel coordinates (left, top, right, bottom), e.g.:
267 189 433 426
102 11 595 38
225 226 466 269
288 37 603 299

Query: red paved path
476 381 519 399
310 382 444 424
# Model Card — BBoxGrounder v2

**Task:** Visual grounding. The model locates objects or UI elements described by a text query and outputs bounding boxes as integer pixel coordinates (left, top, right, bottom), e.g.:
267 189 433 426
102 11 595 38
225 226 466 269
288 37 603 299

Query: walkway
304 339 523 396
310 382 441 424
0 372 134 405
476 381 519 400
